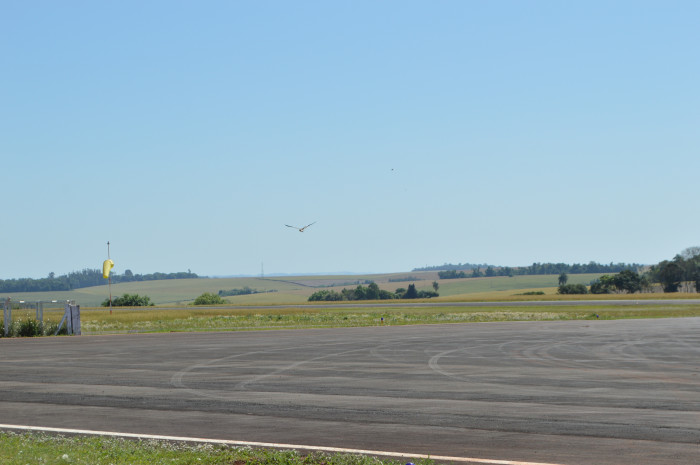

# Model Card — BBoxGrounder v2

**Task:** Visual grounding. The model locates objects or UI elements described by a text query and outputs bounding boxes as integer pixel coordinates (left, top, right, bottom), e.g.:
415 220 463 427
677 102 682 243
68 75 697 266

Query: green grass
37 302 698 334
0 431 435 465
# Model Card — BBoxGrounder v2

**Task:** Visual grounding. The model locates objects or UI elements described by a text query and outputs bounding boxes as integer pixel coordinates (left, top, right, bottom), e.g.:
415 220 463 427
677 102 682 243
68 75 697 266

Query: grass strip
0 431 436 465
63 303 700 334
5 303 700 336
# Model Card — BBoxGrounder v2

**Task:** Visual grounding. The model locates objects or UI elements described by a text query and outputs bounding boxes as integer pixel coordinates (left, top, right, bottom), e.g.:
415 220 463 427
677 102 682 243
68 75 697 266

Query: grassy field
0 431 432 465
7 299 696 335
0 272 629 307
3 271 699 336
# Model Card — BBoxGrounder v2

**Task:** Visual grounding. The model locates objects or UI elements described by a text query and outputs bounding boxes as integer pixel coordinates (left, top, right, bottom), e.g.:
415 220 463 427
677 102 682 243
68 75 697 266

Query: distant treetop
0 269 200 293
415 261 643 276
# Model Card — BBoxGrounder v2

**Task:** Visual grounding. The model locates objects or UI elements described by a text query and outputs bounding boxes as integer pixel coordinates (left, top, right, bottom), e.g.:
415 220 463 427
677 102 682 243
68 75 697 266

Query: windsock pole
107 241 112 314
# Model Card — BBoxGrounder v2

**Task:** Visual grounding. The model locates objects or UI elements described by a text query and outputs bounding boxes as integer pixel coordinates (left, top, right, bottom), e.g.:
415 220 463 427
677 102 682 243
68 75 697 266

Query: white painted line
0 423 566 465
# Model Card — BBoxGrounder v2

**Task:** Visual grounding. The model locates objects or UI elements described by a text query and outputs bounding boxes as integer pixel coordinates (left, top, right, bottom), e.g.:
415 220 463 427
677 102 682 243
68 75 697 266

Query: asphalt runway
1 318 699 465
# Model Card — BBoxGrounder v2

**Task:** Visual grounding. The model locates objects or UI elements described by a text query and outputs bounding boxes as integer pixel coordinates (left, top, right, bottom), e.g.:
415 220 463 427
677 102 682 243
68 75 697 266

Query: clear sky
2 1 698 279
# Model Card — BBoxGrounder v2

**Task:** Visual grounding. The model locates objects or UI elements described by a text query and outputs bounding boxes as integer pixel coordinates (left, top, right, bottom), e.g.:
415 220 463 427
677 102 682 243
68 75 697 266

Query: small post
36 302 44 325
65 301 72 335
3 298 10 337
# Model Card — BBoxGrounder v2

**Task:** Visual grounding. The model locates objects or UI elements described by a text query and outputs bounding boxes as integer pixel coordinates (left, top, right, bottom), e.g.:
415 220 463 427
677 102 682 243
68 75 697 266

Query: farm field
0 272 621 307
5 272 700 336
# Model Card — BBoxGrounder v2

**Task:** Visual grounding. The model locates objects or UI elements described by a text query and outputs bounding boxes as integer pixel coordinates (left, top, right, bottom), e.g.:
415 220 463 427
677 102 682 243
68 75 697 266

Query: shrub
43 321 68 336
557 283 588 295
16 318 43 337
193 292 226 305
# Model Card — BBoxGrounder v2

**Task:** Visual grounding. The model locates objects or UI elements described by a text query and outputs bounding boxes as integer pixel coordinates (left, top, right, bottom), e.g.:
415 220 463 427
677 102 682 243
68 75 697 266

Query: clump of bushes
15 317 43 337
0 318 67 338
102 293 154 307
557 283 589 294
193 292 226 305
309 282 438 301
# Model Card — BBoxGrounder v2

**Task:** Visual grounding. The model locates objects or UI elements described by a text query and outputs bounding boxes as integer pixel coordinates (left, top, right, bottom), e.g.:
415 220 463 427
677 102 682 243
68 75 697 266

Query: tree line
308 282 439 301
424 261 643 278
647 247 700 293
555 247 700 294
0 269 199 293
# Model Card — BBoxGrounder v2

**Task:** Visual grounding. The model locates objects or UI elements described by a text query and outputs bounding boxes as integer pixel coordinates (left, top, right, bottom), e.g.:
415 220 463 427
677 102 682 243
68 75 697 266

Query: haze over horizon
2 1 698 280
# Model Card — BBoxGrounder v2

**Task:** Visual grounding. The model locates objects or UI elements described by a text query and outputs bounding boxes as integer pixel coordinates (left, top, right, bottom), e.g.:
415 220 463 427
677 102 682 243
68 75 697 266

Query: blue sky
2 1 698 279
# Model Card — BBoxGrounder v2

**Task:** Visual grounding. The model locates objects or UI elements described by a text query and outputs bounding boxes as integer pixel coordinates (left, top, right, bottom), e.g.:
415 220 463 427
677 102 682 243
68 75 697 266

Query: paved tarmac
1 318 699 465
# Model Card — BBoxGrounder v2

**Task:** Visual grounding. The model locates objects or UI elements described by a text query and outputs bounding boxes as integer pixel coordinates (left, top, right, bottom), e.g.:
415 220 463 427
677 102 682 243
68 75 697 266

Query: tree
680 246 700 261
656 260 684 293
613 269 643 294
432 281 439 292
365 282 380 300
404 284 418 299
558 273 568 286
590 275 615 294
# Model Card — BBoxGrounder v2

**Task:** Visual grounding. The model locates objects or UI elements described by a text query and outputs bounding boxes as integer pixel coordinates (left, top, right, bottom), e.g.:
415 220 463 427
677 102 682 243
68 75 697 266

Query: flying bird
285 221 316 232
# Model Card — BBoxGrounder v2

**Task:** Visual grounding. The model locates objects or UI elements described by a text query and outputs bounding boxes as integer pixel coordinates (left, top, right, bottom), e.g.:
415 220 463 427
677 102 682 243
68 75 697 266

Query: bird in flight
285 221 316 232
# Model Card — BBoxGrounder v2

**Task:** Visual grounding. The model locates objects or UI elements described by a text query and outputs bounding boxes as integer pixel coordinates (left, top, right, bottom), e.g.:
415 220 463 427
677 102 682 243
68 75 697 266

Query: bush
558 283 588 294
43 321 68 336
16 318 43 337
417 290 439 298
193 292 226 305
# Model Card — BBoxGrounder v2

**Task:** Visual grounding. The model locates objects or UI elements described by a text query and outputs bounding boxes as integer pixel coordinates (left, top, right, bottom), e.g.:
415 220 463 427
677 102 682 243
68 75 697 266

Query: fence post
70 304 81 336
65 302 73 335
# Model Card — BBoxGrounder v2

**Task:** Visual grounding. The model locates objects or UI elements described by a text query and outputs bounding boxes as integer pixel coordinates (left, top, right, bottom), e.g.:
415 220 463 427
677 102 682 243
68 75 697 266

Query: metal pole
108 241 112 315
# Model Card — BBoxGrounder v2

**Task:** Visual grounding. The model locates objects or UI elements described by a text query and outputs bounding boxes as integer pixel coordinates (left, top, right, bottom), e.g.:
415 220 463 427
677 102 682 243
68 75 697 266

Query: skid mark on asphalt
171 337 427 399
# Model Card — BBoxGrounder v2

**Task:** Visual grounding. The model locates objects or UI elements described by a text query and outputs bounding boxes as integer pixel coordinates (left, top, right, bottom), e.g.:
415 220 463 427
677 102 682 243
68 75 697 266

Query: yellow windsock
103 259 114 279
